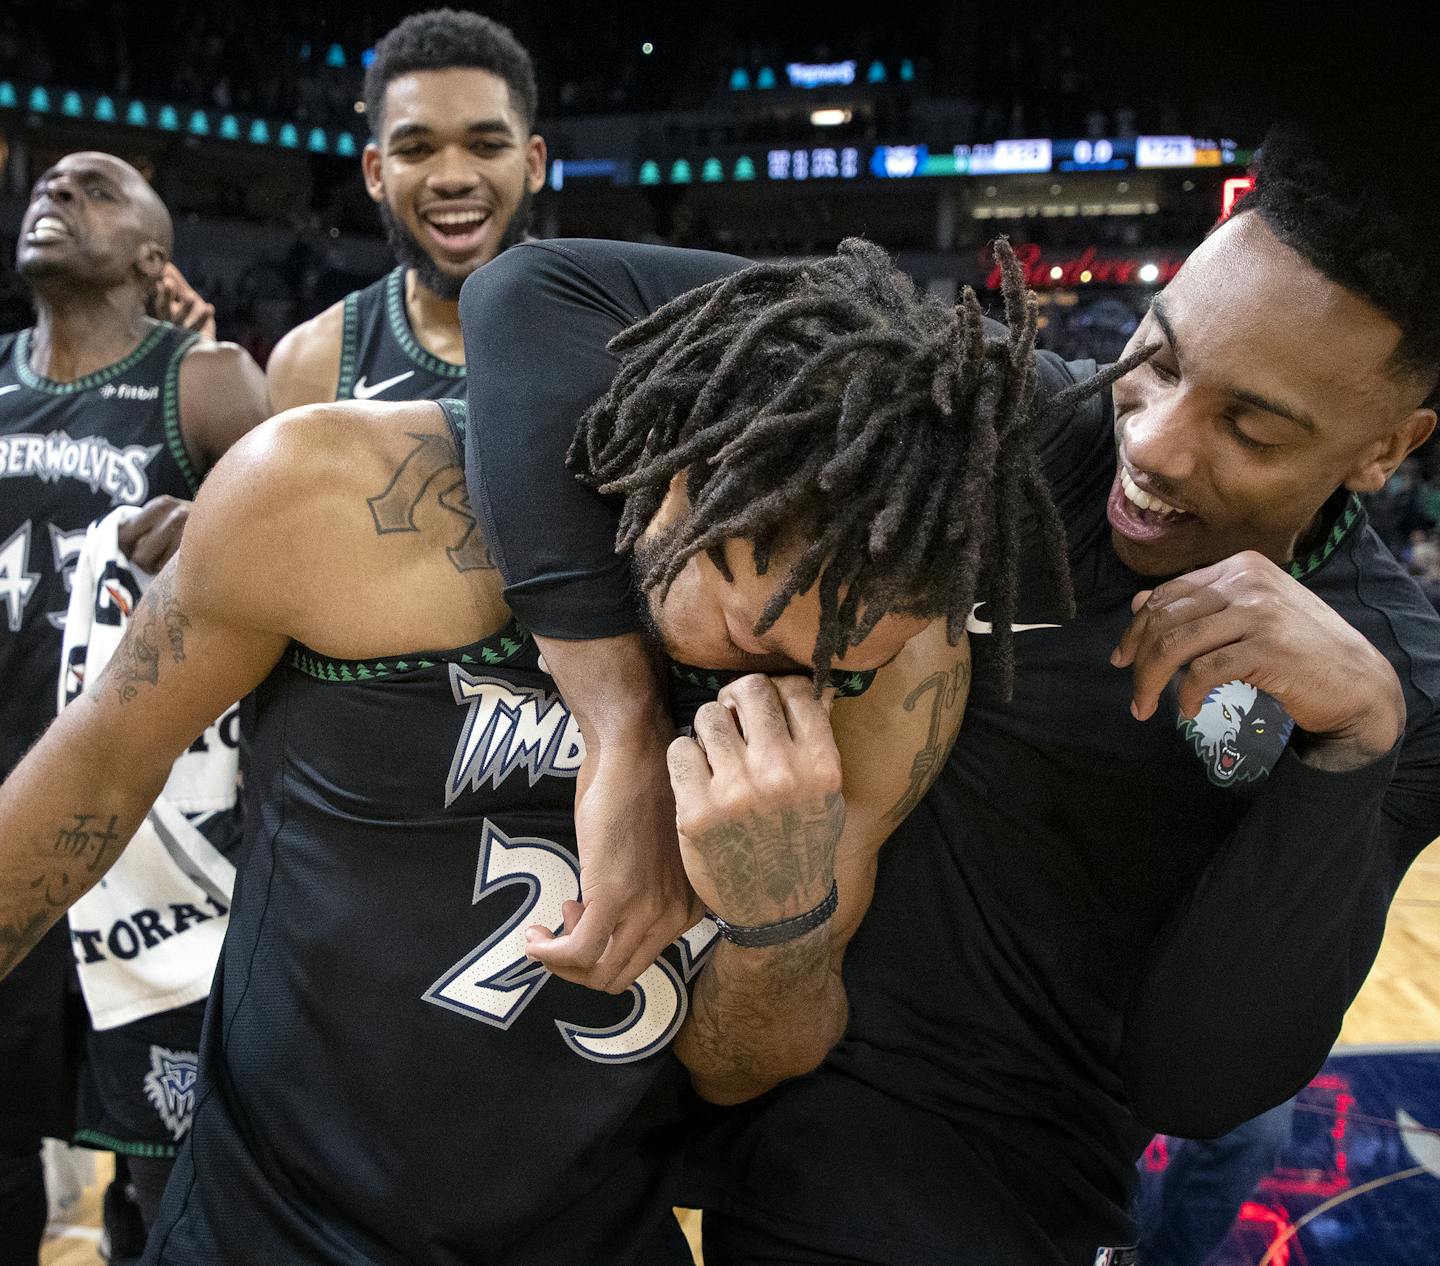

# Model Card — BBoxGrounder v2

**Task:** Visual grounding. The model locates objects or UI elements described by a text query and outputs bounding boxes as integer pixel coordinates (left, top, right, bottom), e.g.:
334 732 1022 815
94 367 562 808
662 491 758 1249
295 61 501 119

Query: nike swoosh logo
352 370 415 399
0 384 21 396
965 602 1061 636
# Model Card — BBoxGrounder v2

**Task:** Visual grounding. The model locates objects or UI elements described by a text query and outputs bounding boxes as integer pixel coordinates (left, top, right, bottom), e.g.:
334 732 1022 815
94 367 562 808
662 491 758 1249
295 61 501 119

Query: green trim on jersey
438 397 467 440
385 268 465 379
73 1128 178 1160
13 321 171 395
667 658 877 699
336 290 361 399
162 331 203 496
1289 493 1363 582
289 618 528 683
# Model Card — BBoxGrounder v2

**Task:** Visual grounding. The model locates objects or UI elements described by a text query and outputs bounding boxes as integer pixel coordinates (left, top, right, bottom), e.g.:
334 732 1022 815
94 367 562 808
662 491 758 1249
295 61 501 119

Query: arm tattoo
693 792 844 926
0 907 55 980
161 587 190 663
678 909 844 1100
107 575 170 703
366 431 495 574
888 658 971 823
1 811 130 979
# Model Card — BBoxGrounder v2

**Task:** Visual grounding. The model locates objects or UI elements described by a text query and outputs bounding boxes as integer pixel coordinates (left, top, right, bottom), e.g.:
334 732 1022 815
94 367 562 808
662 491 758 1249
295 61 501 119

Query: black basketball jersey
0 321 200 778
335 267 467 402
777 358 1440 1260
145 406 710 1265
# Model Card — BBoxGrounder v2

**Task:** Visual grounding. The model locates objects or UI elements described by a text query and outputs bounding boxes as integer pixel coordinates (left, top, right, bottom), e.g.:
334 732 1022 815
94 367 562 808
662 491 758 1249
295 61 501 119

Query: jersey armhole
335 291 361 401
163 331 204 496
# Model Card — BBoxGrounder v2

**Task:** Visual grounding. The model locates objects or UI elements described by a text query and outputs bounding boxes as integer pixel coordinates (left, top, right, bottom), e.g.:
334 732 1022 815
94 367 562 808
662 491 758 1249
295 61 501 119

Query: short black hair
571 238 1149 696
1244 125 1440 408
363 9 537 134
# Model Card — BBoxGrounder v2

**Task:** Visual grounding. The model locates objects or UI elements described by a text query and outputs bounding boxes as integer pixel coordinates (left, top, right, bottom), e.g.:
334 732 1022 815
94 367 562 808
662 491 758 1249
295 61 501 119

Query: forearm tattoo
679 907 842 1098
366 431 495 573
889 658 971 823
0 810 129 978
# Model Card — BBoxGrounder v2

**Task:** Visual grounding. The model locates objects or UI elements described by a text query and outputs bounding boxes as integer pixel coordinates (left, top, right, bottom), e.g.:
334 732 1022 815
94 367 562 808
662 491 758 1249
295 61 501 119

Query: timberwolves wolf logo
142 1045 199 1141
1179 681 1294 787
446 667 586 805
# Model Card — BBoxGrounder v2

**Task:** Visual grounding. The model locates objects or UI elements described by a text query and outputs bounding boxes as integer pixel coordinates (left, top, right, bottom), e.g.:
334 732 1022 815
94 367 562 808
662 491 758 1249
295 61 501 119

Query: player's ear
362 142 386 204
134 239 168 287
1342 409 1436 494
524 133 547 195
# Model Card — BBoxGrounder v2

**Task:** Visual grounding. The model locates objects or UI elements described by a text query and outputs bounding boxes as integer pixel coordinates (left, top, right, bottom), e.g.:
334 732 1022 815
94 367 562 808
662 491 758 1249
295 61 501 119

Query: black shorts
0 922 82 1150
681 1072 1138 1266
74 999 207 1158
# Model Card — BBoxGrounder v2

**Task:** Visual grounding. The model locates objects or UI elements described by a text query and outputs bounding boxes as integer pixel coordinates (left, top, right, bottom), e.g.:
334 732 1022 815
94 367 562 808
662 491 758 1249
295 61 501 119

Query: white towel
59 507 239 1031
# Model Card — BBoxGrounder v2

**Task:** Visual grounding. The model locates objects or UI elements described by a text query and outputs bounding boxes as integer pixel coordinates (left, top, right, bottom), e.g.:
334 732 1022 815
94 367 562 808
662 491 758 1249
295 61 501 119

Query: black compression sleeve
460 238 748 639
1119 731 1439 1138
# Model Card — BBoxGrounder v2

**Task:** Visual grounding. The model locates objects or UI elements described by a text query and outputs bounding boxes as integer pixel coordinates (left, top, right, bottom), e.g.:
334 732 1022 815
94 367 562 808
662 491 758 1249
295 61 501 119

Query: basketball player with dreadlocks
265 9 544 412
458 122 1440 1263
0 241 1093 1261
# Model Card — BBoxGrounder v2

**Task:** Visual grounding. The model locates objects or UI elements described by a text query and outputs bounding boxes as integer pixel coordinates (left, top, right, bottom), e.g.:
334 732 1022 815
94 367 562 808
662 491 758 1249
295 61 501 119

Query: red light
1238 1201 1294 1266
1142 1135 1170 1172
1222 176 1256 218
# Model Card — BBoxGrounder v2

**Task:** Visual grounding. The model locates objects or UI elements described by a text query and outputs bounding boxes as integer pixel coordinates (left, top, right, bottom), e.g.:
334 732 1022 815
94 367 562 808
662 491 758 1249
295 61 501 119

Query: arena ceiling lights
0 80 364 158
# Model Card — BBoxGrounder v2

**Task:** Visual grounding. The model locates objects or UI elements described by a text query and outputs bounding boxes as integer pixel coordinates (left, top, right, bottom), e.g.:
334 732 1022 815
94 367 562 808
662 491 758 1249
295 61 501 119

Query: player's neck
30 290 151 383
404 269 464 367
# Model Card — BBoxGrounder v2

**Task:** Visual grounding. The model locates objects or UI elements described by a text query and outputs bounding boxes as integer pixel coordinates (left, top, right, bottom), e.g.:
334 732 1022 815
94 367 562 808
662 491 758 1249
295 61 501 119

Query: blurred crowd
1366 456 1440 612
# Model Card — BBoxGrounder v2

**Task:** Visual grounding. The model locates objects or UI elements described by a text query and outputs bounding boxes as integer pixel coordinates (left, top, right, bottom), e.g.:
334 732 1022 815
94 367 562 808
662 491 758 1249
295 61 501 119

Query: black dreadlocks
570 237 1150 695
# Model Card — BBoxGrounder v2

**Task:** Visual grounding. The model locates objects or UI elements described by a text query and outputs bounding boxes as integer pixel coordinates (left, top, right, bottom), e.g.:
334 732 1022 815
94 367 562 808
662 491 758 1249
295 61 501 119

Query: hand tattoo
694 792 844 925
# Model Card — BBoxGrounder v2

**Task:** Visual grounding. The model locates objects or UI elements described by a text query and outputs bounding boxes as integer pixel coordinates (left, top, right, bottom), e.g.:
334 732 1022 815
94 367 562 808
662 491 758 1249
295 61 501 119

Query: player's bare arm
118 337 271 572
523 634 700 994
265 300 346 412
0 398 504 980
674 622 970 1105
178 340 271 472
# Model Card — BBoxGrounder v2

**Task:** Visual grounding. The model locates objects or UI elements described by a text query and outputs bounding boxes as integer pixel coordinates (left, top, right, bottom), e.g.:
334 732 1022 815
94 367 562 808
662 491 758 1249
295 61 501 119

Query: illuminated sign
871 144 927 178
983 243 1185 289
768 147 860 180
1221 176 1256 218
785 60 857 89
1054 137 1127 171
733 57 915 89
962 139 1053 175
1137 136 1196 168
1137 135 1238 168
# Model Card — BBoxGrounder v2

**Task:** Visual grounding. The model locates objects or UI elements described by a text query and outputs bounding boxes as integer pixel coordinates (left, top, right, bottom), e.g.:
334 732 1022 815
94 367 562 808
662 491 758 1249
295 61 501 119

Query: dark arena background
1 4 1436 1265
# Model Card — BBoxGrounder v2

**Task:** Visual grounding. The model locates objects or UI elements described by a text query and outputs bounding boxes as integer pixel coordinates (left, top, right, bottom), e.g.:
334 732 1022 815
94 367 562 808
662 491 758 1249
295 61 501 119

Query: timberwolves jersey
146 409 710 1264
335 266 466 401
684 355 1440 1265
0 320 200 778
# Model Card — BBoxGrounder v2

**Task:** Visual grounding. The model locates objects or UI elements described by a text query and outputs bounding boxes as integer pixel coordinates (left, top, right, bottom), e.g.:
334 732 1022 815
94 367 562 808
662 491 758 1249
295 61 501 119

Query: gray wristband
709 881 839 948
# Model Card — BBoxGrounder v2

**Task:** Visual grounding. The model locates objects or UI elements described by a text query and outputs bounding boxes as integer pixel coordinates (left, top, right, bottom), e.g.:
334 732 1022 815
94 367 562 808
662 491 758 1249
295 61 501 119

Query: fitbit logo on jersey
0 430 159 504
98 382 160 401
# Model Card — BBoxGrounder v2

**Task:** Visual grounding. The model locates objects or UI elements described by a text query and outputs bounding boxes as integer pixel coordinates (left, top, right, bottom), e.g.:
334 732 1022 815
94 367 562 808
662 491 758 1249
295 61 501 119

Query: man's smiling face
1107 210 1435 577
363 67 545 298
